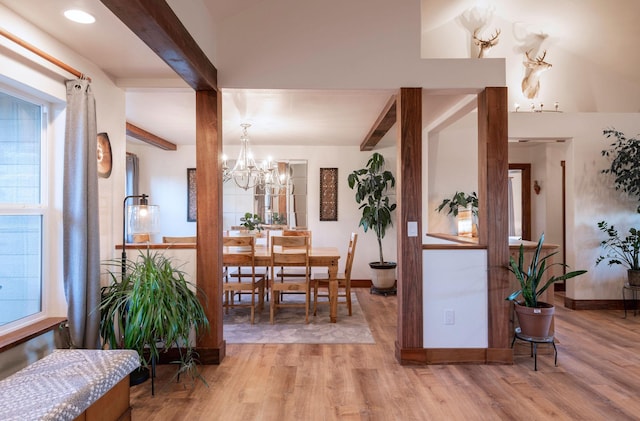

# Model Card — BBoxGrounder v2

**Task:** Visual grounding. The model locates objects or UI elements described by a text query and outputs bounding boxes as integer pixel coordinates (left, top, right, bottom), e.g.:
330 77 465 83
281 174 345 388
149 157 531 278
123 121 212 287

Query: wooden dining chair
269 235 311 324
222 236 266 324
162 235 197 243
276 229 312 280
312 232 357 316
226 231 270 299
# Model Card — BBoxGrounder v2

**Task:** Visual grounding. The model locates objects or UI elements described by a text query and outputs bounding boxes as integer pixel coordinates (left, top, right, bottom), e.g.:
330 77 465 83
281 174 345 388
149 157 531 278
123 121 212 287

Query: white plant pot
369 262 397 289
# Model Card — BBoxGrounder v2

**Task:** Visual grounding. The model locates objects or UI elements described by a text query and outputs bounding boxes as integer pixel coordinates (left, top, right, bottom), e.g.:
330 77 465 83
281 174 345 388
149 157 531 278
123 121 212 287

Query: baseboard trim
563 297 631 310
351 279 372 288
395 342 513 365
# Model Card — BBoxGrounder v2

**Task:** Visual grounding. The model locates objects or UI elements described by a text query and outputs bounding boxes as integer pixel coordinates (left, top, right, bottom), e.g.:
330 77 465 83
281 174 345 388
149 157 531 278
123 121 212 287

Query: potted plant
100 250 210 387
596 220 640 285
435 191 479 217
239 212 263 233
271 212 286 225
435 191 479 236
348 152 397 290
506 233 587 337
601 128 640 213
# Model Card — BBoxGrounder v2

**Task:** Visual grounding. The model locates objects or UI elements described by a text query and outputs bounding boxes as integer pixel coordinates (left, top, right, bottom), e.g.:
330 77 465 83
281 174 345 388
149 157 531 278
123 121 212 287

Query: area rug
223 293 375 344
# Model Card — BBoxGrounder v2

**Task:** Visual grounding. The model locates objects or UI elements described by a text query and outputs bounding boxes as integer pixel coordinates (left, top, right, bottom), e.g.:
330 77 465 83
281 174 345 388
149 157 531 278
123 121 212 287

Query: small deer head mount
473 28 500 58
521 50 552 99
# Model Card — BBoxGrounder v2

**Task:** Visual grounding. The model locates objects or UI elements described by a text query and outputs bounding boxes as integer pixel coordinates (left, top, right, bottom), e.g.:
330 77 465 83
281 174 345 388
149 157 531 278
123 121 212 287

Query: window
0 89 46 327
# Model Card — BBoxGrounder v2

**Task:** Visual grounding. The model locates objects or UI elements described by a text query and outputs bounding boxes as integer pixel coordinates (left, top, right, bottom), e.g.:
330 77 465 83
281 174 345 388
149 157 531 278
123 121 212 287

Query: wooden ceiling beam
360 94 397 151
126 122 177 151
100 0 217 91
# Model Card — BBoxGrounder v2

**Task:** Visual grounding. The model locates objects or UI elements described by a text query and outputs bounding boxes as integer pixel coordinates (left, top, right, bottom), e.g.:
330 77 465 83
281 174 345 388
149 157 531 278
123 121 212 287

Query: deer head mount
473 28 500 58
521 50 552 99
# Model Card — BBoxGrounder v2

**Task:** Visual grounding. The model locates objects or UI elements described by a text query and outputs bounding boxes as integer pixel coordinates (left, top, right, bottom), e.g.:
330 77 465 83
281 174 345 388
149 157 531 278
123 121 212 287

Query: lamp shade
127 203 160 234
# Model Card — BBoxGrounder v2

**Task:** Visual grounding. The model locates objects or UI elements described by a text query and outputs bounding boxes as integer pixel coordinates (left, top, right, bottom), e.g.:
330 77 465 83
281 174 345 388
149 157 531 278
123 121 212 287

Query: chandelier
222 123 290 192
262 159 289 194
222 123 262 190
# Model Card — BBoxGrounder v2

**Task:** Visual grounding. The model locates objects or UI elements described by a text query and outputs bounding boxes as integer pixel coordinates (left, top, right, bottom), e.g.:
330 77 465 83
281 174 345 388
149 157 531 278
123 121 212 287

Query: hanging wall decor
97 132 112 178
320 168 338 221
187 168 197 222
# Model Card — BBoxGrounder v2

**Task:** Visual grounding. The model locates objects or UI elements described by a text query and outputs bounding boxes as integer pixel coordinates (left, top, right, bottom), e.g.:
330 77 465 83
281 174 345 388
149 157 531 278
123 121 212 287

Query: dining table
224 244 342 323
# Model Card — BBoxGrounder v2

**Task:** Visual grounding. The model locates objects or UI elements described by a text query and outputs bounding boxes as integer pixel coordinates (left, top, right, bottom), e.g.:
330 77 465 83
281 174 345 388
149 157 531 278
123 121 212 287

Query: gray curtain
125 152 139 197
125 153 139 242
63 79 101 349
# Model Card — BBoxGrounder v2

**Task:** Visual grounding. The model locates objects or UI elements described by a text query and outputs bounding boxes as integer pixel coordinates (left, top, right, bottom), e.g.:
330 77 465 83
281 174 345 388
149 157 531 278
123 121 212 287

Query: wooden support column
477 87 511 363
195 89 225 363
101 0 225 363
395 88 424 364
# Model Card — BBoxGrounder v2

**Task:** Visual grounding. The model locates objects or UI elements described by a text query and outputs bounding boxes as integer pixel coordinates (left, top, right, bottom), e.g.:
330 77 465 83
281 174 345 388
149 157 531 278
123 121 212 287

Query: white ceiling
1 0 638 148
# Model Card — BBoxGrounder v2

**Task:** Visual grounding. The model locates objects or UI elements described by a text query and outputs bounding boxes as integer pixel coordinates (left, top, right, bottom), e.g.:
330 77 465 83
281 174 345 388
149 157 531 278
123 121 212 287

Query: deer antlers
524 50 549 65
473 28 501 58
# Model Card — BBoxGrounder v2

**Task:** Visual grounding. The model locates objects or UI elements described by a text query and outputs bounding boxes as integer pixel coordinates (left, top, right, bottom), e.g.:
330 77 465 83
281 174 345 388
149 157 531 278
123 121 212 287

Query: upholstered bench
0 349 140 421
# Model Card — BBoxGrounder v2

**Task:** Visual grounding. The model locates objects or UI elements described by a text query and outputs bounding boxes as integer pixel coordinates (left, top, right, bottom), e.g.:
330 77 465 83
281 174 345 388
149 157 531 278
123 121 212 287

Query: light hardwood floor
130 291 640 420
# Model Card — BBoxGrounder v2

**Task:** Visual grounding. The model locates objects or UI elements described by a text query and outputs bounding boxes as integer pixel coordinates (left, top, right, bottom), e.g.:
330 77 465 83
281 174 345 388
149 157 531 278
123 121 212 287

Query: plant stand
511 327 557 371
370 285 397 296
622 283 640 318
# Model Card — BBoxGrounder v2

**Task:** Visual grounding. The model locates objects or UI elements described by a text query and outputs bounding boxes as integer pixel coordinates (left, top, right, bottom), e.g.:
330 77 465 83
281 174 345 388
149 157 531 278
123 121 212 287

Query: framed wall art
319 167 338 221
187 168 197 222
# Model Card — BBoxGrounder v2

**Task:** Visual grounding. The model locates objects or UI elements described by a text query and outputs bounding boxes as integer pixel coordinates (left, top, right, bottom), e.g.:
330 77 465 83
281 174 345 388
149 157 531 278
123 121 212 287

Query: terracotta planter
514 301 555 338
628 269 640 286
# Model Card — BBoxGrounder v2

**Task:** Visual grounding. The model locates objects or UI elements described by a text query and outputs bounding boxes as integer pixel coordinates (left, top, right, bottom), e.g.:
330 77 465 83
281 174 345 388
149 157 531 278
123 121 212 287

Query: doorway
509 163 531 240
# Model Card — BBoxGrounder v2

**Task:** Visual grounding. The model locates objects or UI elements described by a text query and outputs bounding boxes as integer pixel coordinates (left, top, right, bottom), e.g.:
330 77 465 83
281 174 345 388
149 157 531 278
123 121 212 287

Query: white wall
128 142 398 280
423 248 488 348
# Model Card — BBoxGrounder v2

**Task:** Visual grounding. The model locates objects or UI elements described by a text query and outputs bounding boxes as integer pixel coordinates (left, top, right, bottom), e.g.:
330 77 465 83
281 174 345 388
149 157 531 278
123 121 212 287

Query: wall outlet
444 309 455 325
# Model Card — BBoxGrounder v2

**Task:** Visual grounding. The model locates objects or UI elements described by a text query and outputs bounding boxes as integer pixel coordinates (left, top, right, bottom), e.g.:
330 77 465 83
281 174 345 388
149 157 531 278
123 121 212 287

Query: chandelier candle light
223 123 289 192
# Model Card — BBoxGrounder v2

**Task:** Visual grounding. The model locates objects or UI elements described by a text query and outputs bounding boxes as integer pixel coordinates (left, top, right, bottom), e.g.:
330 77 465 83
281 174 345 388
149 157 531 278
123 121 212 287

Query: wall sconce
534 180 541 195
122 194 159 276
518 102 560 113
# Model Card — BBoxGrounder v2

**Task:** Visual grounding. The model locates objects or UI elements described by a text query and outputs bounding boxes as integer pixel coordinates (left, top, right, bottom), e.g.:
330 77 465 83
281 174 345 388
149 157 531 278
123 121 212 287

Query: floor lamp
121 193 159 388
122 194 159 276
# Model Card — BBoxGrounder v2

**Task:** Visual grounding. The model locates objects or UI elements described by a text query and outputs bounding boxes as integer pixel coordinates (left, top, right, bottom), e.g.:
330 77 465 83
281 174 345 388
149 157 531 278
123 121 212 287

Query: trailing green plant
595 220 640 270
506 233 587 308
100 250 210 385
601 128 640 213
436 191 478 217
348 152 397 264
240 212 263 231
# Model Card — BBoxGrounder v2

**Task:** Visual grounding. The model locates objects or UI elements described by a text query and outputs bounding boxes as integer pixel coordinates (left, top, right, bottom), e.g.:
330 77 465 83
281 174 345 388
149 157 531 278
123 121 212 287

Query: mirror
223 159 307 229
508 164 531 240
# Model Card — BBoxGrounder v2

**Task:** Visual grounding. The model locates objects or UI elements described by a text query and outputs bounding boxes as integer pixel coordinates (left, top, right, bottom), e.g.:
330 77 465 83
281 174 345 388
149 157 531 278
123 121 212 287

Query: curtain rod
0 27 91 82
